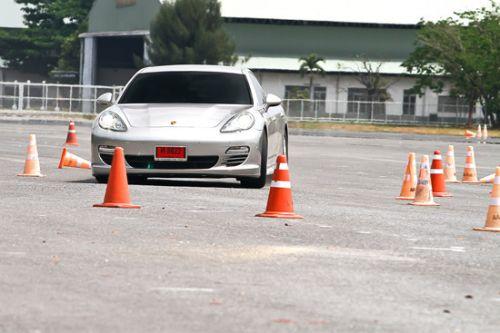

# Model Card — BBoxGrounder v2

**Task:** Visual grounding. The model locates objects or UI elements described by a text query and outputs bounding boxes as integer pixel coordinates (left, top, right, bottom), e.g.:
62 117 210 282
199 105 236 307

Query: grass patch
289 121 500 137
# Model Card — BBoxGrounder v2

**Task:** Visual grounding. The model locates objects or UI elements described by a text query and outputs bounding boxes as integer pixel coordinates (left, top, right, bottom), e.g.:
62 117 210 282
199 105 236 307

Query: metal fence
283 99 480 125
0 81 123 114
0 81 481 125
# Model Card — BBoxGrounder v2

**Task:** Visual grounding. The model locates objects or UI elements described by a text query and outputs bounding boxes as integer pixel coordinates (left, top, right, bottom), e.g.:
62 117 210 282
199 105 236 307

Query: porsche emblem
170 120 177 125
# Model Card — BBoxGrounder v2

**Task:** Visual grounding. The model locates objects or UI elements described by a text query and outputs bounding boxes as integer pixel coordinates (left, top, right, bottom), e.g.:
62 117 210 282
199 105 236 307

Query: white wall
256 70 481 119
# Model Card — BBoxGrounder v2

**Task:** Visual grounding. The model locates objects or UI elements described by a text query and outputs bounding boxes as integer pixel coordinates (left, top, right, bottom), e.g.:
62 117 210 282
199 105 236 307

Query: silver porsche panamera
91 65 288 188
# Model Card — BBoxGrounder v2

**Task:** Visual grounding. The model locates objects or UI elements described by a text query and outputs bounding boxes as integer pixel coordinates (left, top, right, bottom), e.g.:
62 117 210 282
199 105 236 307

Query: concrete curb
289 128 500 144
0 110 95 127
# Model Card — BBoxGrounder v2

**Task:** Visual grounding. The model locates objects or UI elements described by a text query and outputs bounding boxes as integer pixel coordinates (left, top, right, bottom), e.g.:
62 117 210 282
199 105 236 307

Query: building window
284 86 326 100
437 96 468 113
284 86 326 115
403 90 416 115
347 88 386 116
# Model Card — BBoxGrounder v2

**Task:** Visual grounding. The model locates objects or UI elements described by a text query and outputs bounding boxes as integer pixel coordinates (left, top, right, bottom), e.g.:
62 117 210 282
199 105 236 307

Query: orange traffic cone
65 120 79 146
462 146 479 183
480 173 495 184
444 145 459 183
58 148 91 169
464 129 475 140
430 150 452 197
94 147 140 209
18 134 44 177
474 167 500 232
256 155 302 219
396 152 417 200
483 124 488 144
410 155 439 206
476 124 482 141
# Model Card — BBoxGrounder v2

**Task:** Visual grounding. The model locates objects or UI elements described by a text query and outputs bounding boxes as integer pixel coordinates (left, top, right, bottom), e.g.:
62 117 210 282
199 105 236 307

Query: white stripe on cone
465 163 476 169
278 163 289 170
271 180 291 189
430 169 443 174
490 198 500 206
433 155 442 160
495 176 500 185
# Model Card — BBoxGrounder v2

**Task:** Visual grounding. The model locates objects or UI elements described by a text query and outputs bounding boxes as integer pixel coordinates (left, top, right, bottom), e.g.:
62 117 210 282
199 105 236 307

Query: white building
78 0 479 122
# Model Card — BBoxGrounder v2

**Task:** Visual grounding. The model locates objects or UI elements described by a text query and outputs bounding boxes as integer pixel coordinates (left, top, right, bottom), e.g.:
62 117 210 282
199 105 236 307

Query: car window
247 71 266 105
119 72 253 105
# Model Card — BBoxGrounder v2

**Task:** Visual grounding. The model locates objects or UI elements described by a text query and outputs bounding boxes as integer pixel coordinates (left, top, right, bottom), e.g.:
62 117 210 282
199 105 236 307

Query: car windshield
119 71 253 105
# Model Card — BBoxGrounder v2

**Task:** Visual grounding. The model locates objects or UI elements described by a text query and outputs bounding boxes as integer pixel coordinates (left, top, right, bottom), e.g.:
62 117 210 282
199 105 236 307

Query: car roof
139 64 247 75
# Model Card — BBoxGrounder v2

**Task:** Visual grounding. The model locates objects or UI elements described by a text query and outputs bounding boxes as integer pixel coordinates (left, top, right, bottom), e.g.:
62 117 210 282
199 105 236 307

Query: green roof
88 0 160 33
86 1 418 61
224 20 417 61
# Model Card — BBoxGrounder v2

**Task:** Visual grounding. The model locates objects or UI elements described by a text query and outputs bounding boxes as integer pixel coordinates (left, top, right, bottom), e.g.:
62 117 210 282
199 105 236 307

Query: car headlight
98 111 127 132
221 112 255 133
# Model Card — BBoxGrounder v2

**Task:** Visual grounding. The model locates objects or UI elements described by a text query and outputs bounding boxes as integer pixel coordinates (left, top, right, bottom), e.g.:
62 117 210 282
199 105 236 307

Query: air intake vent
222 146 250 167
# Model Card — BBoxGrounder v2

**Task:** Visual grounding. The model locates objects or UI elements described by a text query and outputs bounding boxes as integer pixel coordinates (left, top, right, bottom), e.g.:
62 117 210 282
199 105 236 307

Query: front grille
222 154 249 167
125 155 218 169
100 153 113 165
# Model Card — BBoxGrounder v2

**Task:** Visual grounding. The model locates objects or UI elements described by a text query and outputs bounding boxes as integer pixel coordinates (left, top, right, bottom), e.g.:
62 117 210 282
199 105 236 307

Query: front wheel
94 175 108 184
240 132 268 189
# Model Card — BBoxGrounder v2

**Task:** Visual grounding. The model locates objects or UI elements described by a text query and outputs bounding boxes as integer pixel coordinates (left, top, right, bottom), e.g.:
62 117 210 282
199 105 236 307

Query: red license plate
155 146 187 161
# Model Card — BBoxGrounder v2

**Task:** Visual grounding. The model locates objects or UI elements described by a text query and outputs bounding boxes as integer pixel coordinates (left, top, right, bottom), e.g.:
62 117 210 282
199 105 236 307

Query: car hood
115 104 253 128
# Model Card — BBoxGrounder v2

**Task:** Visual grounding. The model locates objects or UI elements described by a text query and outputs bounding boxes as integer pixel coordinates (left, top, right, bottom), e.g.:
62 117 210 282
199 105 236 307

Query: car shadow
141 178 242 188
67 177 245 188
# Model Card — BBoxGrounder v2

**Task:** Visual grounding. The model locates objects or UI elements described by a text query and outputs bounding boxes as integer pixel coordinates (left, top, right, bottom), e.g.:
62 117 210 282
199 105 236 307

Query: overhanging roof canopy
238 57 407 75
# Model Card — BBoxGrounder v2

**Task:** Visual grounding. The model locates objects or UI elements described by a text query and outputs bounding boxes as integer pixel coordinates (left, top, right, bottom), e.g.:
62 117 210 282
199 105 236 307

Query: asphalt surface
0 122 499 333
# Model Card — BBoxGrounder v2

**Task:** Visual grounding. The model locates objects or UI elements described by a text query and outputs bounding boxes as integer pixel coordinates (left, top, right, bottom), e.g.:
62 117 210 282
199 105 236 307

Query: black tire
128 175 147 185
283 127 289 160
240 132 268 189
94 175 108 184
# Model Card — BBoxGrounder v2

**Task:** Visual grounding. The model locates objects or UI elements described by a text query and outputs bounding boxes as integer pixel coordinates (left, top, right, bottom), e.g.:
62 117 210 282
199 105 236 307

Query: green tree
403 2 500 127
352 58 394 102
147 0 235 65
0 0 94 75
299 53 325 100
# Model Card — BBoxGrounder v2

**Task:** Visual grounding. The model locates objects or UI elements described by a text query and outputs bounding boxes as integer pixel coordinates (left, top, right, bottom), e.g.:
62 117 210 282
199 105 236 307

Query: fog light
98 145 116 154
225 146 250 155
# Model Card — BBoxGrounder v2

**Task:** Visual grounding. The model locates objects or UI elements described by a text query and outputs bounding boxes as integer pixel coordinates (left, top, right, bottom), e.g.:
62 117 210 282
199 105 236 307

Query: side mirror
265 94 282 107
96 92 113 105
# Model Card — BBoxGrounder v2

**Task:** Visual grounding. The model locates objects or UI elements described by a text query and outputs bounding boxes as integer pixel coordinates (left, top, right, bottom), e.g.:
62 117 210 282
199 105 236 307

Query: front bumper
91 125 263 178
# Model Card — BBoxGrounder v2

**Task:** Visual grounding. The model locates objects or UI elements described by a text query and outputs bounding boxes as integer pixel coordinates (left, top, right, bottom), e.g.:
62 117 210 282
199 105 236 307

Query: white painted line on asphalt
150 287 215 293
0 251 26 256
411 246 465 252
187 209 232 213
0 156 25 163
348 155 494 170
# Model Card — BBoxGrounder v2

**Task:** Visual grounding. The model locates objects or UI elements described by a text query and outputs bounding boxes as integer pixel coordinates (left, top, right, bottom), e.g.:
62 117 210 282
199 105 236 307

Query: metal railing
0 81 482 125
0 81 124 114
282 99 481 125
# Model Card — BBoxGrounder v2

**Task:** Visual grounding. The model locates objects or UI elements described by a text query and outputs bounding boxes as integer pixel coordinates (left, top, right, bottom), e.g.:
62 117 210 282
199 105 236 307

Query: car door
247 72 279 165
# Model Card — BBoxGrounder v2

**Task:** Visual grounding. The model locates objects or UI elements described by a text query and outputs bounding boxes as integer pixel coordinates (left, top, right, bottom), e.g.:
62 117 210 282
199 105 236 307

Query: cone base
409 201 440 206
94 202 140 209
256 211 303 219
473 227 500 233
433 192 453 197
396 196 415 200
17 173 44 177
